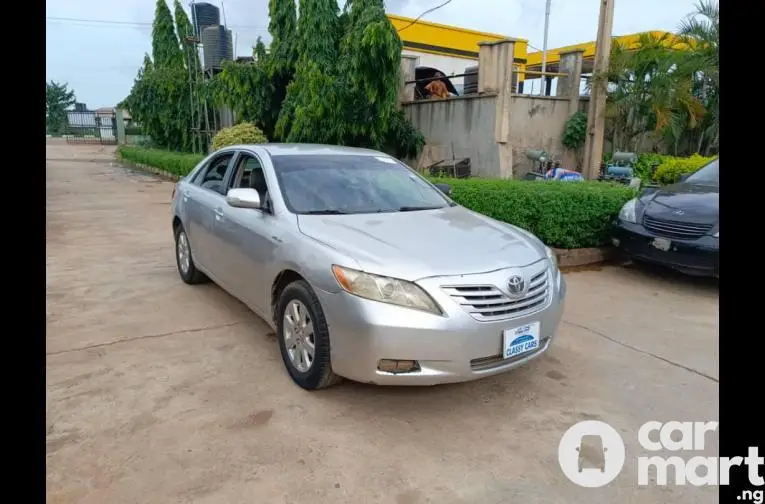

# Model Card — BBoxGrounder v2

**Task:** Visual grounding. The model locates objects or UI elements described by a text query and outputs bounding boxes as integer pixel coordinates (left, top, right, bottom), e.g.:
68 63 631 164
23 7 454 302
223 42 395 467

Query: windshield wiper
302 210 350 215
397 206 445 212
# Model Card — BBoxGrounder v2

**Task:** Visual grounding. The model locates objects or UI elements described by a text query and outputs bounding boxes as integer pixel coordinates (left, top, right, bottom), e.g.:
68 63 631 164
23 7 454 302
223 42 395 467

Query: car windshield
685 158 719 185
271 154 452 214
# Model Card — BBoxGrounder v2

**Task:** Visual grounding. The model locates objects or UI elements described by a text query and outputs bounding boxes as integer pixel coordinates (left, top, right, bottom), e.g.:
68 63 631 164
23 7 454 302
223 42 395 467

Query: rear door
182 151 237 273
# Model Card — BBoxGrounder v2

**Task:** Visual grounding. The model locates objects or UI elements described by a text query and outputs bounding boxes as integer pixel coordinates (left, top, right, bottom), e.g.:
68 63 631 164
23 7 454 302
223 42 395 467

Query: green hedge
117 146 634 249
118 146 204 177
429 177 634 249
652 154 715 185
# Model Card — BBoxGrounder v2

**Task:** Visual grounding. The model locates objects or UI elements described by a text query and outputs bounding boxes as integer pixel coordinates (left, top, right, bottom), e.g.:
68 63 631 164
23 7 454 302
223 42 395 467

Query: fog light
377 359 420 374
612 238 621 247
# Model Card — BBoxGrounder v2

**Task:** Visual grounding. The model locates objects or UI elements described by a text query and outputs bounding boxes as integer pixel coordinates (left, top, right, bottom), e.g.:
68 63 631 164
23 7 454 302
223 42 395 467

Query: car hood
297 206 546 281
642 183 719 224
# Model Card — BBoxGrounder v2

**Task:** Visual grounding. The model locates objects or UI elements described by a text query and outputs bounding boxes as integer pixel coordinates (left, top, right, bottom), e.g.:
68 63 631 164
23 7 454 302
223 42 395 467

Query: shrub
652 153 715 184
211 122 267 151
427 177 635 249
117 146 204 176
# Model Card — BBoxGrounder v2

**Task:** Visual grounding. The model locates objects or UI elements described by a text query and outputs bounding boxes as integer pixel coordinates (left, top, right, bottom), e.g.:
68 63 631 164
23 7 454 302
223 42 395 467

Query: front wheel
276 280 341 390
174 224 208 285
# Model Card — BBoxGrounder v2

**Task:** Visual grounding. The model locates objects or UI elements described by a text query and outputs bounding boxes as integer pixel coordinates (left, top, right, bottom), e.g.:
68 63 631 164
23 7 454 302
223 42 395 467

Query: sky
46 0 702 109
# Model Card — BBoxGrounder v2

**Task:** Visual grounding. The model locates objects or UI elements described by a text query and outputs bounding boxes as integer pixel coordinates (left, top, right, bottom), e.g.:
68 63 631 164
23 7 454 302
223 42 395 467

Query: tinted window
271 154 451 215
685 159 719 185
195 153 235 194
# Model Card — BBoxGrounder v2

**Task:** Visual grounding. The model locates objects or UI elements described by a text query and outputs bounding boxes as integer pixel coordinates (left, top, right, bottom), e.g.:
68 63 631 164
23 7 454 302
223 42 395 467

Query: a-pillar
556 49 585 118
398 55 418 104
478 39 516 179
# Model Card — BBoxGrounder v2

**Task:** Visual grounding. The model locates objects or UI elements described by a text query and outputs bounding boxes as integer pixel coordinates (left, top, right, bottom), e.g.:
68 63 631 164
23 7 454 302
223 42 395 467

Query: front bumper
613 221 719 276
315 265 566 386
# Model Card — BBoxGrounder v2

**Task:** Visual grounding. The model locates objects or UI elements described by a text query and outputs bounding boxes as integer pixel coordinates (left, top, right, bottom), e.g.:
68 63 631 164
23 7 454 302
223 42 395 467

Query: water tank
463 65 479 95
191 2 220 37
202 25 234 70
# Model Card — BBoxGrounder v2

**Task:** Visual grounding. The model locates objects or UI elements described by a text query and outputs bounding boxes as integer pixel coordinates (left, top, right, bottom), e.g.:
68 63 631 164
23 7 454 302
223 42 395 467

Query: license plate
503 322 541 359
650 237 671 252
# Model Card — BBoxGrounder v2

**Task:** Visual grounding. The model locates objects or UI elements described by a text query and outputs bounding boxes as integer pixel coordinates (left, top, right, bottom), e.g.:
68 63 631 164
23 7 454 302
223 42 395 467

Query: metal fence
64 111 118 145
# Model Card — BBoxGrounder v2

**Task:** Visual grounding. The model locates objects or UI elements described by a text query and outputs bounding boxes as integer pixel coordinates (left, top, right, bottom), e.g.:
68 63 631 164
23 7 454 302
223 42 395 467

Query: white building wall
402 50 477 94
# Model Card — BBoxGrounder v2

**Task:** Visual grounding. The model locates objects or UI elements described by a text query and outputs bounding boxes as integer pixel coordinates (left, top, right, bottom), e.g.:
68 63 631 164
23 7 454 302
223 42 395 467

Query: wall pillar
115 109 126 145
556 49 585 117
478 39 516 179
399 55 418 104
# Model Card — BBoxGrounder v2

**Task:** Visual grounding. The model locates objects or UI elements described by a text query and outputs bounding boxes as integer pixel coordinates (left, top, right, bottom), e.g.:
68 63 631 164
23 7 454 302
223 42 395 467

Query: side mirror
226 188 261 209
434 183 452 196
678 173 690 183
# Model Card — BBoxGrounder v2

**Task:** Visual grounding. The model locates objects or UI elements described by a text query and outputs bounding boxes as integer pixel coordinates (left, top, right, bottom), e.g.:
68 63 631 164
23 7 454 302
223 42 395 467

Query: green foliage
174 0 199 71
119 146 631 249
45 81 76 135
152 0 184 69
631 153 665 183
211 123 268 151
562 111 587 150
601 2 718 156
118 146 204 176
428 177 635 249
652 153 715 184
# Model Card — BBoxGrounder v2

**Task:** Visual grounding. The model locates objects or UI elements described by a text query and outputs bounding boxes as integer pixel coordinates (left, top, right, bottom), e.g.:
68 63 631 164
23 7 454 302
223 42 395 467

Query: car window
271 154 451 215
195 153 235 195
230 154 264 190
685 158 718 185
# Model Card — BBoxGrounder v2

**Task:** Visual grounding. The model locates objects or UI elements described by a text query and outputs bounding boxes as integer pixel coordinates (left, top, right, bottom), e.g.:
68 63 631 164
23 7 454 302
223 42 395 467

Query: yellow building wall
387 14 529 81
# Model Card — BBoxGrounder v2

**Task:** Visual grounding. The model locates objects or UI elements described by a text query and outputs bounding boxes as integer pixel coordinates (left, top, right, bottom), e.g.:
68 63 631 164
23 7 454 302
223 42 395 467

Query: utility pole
540 0 551 96
582 0 615 179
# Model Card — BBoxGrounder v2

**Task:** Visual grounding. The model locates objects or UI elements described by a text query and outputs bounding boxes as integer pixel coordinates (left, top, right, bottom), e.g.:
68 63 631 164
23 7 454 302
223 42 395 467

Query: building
386 14 528 95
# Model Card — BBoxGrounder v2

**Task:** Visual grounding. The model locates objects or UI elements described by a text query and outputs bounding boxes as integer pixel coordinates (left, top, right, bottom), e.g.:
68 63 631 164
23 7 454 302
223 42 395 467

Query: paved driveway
46 142 719 504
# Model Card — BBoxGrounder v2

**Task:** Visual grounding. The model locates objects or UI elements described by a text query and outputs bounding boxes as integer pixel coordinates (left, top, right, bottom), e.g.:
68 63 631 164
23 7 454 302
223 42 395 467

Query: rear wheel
276 280 341 390
174 224 208 285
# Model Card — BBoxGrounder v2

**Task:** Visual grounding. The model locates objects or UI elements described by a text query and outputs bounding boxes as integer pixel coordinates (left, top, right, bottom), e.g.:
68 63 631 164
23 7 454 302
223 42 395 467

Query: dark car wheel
174 224 209 285
276 280 341 390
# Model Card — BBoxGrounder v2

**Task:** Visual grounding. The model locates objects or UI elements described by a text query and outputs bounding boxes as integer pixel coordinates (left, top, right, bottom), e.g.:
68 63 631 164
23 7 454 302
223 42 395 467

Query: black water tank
192 2 220 37
202 25 233 70
463 65 479 94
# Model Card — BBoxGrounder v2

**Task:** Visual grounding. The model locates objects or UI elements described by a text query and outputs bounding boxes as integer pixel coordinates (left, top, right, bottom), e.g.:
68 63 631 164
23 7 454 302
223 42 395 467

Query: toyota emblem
507 275 526 297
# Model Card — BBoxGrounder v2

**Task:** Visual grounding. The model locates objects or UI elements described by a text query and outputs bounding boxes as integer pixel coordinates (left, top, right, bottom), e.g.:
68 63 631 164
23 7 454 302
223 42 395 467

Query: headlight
331 265 442 315
545 246 558 270
619 198 638 223
713 231 719 238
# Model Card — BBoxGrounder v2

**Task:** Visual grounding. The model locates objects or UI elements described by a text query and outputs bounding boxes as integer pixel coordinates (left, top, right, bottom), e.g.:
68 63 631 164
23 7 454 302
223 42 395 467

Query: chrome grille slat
442 265 551 322
643 216 713 240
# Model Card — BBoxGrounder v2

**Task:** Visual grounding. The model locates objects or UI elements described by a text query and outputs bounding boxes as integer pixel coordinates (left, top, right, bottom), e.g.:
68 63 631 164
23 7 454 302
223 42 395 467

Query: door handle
182 191 190 201
214 207 224 221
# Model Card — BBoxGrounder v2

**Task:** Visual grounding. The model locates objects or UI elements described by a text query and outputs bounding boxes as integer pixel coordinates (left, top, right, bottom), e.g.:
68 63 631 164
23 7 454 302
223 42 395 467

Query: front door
213 151 279 313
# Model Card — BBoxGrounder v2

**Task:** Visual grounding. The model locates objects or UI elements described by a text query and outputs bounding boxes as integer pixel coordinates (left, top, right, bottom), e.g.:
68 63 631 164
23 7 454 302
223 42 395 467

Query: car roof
227 143 386 157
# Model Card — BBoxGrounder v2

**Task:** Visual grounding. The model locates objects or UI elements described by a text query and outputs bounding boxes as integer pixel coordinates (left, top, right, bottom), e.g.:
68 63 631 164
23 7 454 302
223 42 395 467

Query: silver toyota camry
171 144 566 390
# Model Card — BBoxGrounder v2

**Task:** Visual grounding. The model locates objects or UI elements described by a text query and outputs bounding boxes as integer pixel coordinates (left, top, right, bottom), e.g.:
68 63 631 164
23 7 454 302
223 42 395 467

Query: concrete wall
402 94 499 177
507 95 571 176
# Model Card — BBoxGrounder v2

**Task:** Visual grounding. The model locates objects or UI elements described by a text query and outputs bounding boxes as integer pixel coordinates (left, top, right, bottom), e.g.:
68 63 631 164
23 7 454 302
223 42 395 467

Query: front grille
442 269 549 322
642 216 713 240
471 337 550 371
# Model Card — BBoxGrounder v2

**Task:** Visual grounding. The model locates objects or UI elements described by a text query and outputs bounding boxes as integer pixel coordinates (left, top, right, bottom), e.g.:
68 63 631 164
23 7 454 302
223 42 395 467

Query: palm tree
678 0 719 155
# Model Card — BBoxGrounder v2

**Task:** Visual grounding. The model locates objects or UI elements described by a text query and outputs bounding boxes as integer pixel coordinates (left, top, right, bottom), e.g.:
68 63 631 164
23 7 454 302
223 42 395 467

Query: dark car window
194 152 235 195
271 154 451 215
685 159 718 185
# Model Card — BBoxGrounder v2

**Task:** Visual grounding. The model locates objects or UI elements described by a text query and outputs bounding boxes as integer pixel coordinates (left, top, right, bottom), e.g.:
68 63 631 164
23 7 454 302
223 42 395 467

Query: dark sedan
613 158 719 277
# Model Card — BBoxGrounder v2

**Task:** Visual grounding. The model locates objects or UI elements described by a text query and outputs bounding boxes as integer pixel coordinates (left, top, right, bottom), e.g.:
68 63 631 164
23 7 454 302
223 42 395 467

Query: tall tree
174 0 200 72
46 81 76 135
152 0 183 69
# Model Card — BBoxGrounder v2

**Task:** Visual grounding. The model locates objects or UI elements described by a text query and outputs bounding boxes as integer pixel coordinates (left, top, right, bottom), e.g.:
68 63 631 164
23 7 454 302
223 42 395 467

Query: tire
174 224 209 285
276 280 341 390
